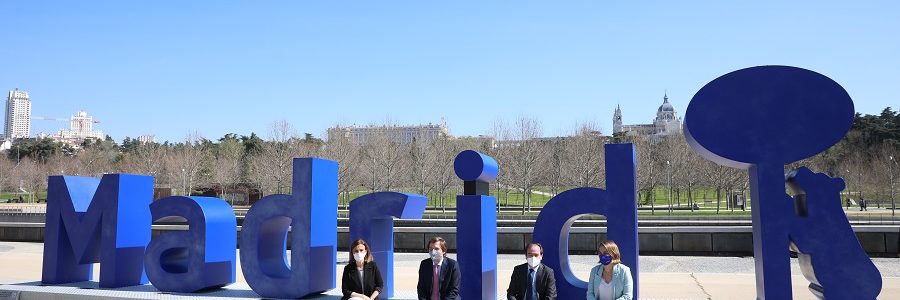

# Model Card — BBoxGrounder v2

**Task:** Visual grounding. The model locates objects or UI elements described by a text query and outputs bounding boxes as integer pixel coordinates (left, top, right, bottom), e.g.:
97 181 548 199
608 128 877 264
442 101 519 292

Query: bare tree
840 151 867 201
361 125 409 192
253 120 300 195
409 136 437 199
44 154 77 176
0 158 14 193
211 136 244 204
73 147 114 177
563 123 605 188
633 136 660 213
429 135 461 212
121 142 167 184
487 120 514 207
166 132 209 196
324 128 362 206
543 138 564 197
508 117 543 214
664 133 704 211
12 158 45 202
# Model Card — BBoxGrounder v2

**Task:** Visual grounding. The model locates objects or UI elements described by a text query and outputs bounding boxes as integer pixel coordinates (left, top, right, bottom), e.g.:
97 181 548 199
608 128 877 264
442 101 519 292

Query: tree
544 138 564 197
71 146 113 177
0 157 15 193
251 120 299 195
409 136 437 200
120 137 142 154
361 125 409 192
120 142 167 184
166 133 209 196
429 135 461 212
211 134 244 204
6 138 65 164
563 123 605 188
324 129 361 206
12 158 45 202
508 117 543 214
487 120 514 207
633 136 659 213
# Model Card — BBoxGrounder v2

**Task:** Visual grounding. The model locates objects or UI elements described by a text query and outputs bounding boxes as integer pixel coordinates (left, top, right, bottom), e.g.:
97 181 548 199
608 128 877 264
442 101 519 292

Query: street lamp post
890 156 896 216
666 160 672 214
181 168 187 196
844 169 852 209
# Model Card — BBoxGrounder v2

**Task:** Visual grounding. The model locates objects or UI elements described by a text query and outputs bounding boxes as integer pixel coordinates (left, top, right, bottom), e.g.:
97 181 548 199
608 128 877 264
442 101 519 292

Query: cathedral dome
657 93 674 112
658 102 674 112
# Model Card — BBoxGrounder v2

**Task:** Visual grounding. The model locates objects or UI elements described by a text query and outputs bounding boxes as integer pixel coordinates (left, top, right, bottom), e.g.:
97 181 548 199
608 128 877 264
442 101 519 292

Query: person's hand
352 293 372 300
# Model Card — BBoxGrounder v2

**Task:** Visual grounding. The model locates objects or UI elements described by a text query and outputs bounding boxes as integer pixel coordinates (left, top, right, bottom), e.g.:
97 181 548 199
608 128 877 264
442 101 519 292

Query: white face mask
353 251 366 262
430 250 442 261
527 256 541 268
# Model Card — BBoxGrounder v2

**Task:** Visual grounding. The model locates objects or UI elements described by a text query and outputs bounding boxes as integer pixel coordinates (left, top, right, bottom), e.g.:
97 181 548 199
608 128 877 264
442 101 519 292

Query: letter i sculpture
454 150 499 299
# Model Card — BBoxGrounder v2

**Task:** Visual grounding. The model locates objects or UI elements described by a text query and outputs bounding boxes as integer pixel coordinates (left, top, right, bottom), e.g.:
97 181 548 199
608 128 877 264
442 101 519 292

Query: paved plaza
0 242 897 299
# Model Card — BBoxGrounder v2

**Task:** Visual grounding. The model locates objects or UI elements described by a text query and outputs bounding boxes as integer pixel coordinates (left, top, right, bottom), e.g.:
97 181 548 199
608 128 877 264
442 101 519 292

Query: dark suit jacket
341 261 384 300
417 257 460 300
507 263 557 300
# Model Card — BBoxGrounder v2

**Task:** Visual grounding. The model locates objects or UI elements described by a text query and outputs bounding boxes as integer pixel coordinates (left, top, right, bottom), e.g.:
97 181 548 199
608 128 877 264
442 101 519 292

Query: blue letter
349 192 427 299
532 143 639 300
144 196 236 292
685 65 881 299
454 150 499 299
42 174 153 288
239 158 338 298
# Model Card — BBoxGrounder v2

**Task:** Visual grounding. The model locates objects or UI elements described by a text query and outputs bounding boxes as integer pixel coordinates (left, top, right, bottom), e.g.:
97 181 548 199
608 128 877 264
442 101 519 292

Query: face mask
527 256 541 268
599 254 612 266
430 250 442 260
353 251 366 262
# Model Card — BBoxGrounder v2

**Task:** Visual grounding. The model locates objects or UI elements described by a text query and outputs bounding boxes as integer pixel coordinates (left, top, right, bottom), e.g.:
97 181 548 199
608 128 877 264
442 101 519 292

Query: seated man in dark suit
507 243 557 300
417 236 460 300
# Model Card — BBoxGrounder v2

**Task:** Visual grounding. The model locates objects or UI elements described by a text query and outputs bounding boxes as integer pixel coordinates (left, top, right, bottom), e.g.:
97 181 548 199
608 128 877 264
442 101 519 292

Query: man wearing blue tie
507 243 557 300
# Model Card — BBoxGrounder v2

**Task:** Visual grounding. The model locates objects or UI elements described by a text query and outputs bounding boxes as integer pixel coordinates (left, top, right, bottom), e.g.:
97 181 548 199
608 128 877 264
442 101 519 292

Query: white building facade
4 89 32 139
56 111 103 140
613 93 682 140
327 123 450 145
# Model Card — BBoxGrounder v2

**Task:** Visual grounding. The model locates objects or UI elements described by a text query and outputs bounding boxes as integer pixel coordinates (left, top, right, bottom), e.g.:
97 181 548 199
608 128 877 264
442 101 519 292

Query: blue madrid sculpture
144 196 237 292
454 150 500 300
238 157 338 299
349 192 427 298
532 143 639 299
42 174 153 288
684 65 882 299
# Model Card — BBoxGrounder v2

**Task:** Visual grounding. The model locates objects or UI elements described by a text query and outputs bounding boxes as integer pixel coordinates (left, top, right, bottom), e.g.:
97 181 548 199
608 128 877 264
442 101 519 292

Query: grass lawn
0 191 47 203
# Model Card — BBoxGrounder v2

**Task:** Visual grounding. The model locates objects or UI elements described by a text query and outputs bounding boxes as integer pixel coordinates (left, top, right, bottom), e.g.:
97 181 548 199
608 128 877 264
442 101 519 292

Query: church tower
613 104 623 134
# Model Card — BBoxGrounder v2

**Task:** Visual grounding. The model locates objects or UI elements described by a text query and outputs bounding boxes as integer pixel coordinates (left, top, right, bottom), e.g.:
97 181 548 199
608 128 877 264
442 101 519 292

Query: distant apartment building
4 88 32 139
138 134 156 143
327 122 451 145
51 110 104 145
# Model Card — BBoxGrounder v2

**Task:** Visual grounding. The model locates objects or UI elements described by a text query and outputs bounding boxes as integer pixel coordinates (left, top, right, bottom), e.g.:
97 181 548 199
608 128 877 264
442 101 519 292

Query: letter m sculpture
42 174 154 288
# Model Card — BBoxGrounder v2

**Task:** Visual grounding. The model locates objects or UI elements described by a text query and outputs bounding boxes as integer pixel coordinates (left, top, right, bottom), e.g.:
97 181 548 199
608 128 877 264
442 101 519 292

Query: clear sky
2 1 898 143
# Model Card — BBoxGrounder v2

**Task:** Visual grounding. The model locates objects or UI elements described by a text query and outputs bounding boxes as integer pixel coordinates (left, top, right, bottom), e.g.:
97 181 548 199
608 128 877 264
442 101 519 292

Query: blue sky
2 1 898 143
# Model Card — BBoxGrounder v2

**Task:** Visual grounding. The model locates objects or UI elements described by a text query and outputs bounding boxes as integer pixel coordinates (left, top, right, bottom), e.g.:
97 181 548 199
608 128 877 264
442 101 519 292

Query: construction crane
33 116 101 123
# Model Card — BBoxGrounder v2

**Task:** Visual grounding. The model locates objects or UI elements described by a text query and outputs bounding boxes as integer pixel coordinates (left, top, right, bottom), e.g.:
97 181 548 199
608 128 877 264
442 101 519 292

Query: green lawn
337 186 751 214
0 191 47 203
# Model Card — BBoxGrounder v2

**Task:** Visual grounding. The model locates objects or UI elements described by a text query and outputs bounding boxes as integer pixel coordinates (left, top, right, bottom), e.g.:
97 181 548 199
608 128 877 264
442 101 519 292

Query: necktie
527 268 537 300
432 263 439 300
